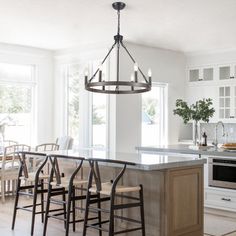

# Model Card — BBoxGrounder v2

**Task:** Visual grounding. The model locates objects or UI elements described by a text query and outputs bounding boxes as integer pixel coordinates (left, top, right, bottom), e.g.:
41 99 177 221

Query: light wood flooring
0 197 94 236
1 197 236 236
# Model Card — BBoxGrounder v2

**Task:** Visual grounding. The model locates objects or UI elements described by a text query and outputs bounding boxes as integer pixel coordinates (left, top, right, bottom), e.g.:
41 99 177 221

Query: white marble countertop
25 149 206 171
136 144 236 158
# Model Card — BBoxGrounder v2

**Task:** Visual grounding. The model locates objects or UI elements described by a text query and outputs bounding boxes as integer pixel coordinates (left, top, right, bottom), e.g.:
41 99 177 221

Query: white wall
0 43 54 145
186 49 236 66
113 42 186 152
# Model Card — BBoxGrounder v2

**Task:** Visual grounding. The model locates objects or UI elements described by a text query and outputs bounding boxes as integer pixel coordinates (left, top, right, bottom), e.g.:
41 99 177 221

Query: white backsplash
179 122 236 144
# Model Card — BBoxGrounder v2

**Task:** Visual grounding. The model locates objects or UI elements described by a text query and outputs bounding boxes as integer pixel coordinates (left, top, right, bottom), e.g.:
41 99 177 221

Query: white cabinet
187 63 236 122
189 66 214 82
204 156 236 212
205 188 236 211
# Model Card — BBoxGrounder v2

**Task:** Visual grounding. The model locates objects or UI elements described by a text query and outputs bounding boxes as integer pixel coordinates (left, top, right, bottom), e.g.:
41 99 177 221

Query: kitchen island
44 149 206 236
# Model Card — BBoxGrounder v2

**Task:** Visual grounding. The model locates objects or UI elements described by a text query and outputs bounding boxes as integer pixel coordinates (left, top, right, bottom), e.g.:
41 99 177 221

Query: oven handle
209 163 236 167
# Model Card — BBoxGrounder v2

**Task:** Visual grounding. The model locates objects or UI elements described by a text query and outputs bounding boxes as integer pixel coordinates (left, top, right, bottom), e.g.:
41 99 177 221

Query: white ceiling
0 0 236 53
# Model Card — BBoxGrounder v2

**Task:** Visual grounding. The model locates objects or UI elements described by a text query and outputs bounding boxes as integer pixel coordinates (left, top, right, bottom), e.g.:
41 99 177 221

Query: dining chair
12 151 50 236
3 140 18 146
0 144 31 203
56 136 73 150
35 143 59 152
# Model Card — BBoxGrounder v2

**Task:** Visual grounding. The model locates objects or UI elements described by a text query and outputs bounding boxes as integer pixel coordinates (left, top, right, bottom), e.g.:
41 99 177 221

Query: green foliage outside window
142 97 158 121
0 86 31 113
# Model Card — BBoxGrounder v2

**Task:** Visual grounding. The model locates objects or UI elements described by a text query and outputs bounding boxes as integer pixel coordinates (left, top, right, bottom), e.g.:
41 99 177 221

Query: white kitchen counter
136 144 236 158
23 148 206 170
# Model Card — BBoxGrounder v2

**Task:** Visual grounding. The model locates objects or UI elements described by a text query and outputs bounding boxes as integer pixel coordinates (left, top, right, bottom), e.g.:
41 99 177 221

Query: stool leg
97 193 102 236
62 190 66 229
108 195 115 236
65 187 72 236
31 183 38 236
82 192 91 236
12 178 21 230
43 184 52 236
41 179 44 223
139 185 146 236
72 188 76 232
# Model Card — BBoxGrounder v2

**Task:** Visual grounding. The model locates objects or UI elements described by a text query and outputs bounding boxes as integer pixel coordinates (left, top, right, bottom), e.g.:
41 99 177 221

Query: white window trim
141 82 168 146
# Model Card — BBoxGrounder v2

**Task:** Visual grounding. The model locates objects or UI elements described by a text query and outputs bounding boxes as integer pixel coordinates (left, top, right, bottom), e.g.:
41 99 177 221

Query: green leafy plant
173 98 215 124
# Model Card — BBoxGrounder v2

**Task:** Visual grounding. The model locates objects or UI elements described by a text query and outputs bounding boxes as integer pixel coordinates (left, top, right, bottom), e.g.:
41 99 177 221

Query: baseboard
204 207 236 218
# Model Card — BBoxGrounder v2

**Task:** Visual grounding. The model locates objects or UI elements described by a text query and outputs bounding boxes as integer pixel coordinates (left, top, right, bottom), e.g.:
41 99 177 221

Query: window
66 62 108 149
0 63 35 144
92 92 107 148
67 64 80 146
141 83 168 146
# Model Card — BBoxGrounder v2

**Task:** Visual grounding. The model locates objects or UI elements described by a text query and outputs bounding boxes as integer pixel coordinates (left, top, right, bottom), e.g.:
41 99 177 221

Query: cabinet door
218 86 236 120
219 86 231 119
189 69 200 82
189 67 213 82
203 68 214 81
219 65 235 80
166 166 203 236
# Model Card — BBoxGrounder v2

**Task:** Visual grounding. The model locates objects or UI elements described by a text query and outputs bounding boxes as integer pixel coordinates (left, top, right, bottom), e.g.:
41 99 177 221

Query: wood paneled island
44 149 206 236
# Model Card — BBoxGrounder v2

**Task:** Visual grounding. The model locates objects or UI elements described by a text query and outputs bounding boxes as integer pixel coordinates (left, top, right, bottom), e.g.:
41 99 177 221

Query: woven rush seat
19 172 49 182
50 177 87 188
89 182 141 195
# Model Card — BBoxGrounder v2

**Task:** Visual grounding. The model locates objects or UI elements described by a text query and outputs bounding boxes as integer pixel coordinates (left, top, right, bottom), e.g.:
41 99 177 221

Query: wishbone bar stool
83 158 146 236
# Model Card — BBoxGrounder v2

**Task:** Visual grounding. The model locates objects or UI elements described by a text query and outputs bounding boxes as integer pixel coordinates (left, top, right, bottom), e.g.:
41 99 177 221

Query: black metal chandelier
85 2 152 94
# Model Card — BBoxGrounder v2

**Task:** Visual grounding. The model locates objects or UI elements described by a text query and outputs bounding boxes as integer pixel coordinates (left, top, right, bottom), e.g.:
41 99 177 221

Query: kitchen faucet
212 121 225 148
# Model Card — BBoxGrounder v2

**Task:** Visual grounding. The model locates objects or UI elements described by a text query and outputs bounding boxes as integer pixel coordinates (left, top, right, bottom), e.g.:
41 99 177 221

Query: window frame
141 82 168 146
0 62 37 145
64 61 109 149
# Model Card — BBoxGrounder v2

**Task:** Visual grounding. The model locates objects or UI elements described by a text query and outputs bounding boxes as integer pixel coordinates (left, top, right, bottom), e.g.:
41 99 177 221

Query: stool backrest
88 158 136 193
48 154 84 186
18 151 48 179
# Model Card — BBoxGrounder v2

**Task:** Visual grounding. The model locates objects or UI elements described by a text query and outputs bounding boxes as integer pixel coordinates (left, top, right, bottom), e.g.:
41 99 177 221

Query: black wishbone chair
83 158 146 236
12 151 50 236
43 154 90 236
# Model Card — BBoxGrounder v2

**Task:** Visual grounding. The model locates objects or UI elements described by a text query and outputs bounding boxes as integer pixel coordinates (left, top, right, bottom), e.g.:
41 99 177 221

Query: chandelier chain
85 2 152 94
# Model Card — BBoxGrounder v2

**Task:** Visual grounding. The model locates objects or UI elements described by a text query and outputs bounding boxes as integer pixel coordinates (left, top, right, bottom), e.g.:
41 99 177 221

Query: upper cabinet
189 66 214 82
219 64 236 80
187 62 236 123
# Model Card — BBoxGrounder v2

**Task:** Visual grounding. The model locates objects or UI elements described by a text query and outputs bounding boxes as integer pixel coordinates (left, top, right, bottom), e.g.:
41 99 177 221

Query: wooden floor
1 197 236 236
0 197 95 236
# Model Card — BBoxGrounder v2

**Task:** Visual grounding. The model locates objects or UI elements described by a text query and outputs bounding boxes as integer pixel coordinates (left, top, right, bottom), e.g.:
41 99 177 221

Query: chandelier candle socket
84 2 152 94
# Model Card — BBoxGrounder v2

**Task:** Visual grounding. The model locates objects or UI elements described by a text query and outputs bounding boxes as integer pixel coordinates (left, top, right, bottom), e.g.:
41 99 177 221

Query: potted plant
173 98 215 145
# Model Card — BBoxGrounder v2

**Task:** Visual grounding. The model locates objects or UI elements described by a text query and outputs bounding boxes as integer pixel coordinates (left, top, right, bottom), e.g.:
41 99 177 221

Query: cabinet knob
230 76 235 79
221 197 231 202
230 116 235 118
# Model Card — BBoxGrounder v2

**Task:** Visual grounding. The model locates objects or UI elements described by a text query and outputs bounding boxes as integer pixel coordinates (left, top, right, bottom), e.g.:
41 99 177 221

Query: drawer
205 189 236 210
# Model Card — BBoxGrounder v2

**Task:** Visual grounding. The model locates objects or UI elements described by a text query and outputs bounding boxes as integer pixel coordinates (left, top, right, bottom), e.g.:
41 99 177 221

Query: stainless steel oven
209 157 236 189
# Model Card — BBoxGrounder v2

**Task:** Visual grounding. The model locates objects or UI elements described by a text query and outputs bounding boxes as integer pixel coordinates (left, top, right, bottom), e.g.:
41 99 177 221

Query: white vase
193 120 201 146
